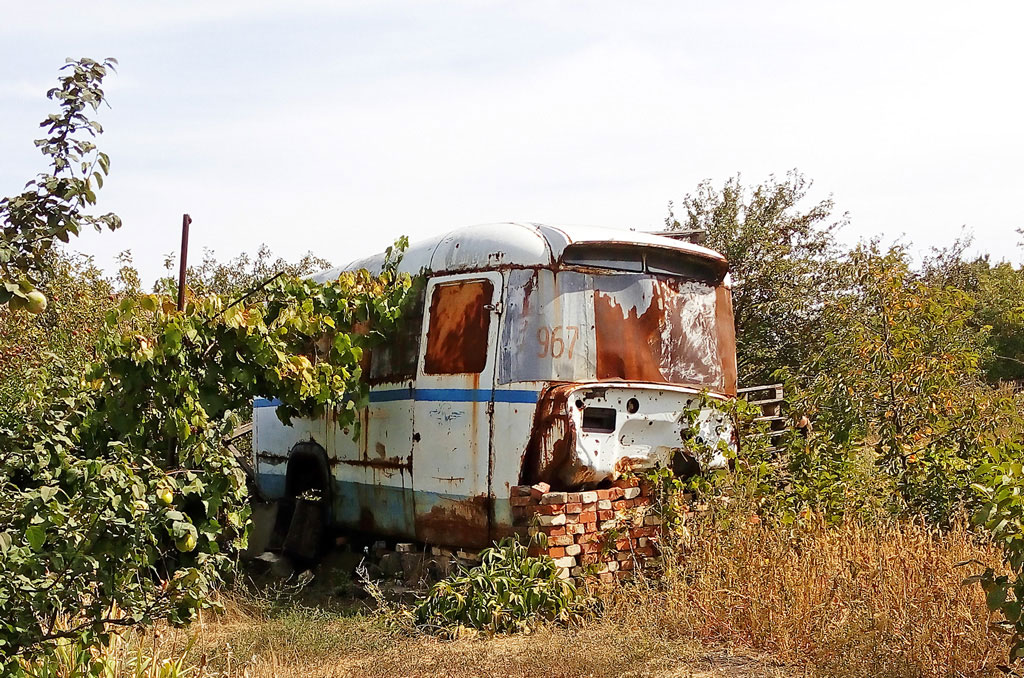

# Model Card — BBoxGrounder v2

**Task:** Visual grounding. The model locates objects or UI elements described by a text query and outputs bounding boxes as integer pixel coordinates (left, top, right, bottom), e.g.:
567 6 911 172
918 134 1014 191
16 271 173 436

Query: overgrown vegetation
667 176 1024 667
410 538 592 637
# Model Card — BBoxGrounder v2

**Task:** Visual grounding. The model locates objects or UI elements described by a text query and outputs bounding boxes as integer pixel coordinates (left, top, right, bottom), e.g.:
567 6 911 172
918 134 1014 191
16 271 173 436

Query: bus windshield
499 268 736 393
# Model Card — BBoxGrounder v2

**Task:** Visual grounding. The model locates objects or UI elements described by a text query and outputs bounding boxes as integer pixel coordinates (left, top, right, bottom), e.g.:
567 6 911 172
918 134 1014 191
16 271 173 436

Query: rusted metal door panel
412 271 503 548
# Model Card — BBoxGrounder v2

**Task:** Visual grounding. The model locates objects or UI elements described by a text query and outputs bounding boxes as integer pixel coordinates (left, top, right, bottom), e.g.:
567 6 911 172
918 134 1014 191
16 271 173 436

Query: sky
2 1 1022 284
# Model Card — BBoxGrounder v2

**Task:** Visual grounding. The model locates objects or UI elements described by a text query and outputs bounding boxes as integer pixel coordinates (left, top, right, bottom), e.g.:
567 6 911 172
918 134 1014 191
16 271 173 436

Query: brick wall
510 477 663 583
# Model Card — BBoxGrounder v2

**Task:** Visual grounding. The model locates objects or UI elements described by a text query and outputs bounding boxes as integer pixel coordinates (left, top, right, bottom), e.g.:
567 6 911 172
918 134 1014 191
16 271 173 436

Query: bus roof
309 222 728 281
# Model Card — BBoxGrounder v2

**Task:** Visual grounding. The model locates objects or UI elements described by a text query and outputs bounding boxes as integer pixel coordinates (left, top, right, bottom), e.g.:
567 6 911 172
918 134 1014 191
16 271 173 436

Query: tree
156 244 332 298
792 244 1007 524
921 236 1024 384
667 171 846 384
1 58 120 310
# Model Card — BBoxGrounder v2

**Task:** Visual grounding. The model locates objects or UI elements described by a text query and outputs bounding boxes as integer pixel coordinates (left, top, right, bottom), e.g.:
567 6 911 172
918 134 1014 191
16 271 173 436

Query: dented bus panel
253 223 737 549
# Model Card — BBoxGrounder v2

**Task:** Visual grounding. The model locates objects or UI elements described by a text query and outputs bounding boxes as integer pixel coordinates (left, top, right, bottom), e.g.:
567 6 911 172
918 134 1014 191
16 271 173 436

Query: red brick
619 559 634 571
632 496 652 507
599 572 615 584
580 553 600 565
529 482 551 499
545 526 567 537
510 495 534 507
547 546 566 558
614 538 634 550
566 492 582 503
565 523 585 535
612 499 633 510
612 477 639 489
634 545 657 557
511 485 533 497
531 503 561 515
549 535 573 546
577 532 601 544
597 510 615 521
578 511 597 524
630 526 659 538
564 503 584 514
608 487 624 501
595 488 612 500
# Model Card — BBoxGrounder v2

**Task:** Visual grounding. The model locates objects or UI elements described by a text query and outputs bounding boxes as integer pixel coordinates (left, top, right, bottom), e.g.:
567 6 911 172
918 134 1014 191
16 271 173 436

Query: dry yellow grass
98 516 1008 677
619 513 1010 677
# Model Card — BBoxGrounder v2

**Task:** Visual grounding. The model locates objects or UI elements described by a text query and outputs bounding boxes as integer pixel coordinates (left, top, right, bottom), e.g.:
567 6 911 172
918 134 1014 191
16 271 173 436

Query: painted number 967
537 325 579 359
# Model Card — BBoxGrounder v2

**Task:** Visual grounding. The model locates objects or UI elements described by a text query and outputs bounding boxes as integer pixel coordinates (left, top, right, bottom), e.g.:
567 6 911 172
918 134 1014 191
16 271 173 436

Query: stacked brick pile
510 477 662 583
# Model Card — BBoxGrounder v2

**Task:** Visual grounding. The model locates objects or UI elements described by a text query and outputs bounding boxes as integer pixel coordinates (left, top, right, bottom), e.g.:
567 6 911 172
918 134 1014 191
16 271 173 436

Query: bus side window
423 279 493 375
369 281 425 382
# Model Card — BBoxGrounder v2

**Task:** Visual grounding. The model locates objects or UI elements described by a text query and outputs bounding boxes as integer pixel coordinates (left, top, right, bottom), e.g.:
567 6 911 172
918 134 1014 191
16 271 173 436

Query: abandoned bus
253 222 737 548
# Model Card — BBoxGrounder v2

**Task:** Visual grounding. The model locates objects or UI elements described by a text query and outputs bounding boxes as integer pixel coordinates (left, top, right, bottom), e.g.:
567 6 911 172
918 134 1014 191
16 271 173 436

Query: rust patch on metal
715 285 738 396
613 455 648 474
416 494 492 549
341 456 411 471
423 279 493 374
594 282 672 382
519 384 576 489
594 277 729 390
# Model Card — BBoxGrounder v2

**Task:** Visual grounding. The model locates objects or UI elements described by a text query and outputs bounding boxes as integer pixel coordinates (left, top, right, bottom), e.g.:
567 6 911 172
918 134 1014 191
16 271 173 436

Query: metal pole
177 214 191 311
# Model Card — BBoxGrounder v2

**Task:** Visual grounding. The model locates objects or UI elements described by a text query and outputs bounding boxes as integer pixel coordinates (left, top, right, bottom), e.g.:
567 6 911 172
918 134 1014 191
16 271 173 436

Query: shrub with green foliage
0 246 412 672
412 538 591 636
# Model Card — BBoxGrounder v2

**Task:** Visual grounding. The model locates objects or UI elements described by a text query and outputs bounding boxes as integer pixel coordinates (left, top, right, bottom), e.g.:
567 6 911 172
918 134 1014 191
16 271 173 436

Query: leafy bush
0 253 412 670
411 538 591 636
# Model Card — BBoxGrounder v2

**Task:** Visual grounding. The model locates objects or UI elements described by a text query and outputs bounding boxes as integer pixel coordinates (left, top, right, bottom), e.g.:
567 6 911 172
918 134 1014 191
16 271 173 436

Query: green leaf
987 585 1008 612
25 525 46 552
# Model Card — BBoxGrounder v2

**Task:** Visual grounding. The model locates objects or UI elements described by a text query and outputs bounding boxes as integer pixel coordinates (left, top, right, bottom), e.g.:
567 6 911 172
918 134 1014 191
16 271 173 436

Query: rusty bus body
252 223 737 549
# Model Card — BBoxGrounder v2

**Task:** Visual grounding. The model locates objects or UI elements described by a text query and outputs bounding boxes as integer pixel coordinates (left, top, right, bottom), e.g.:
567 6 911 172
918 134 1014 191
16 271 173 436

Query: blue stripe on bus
411 388 539 403
255 390 539 408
